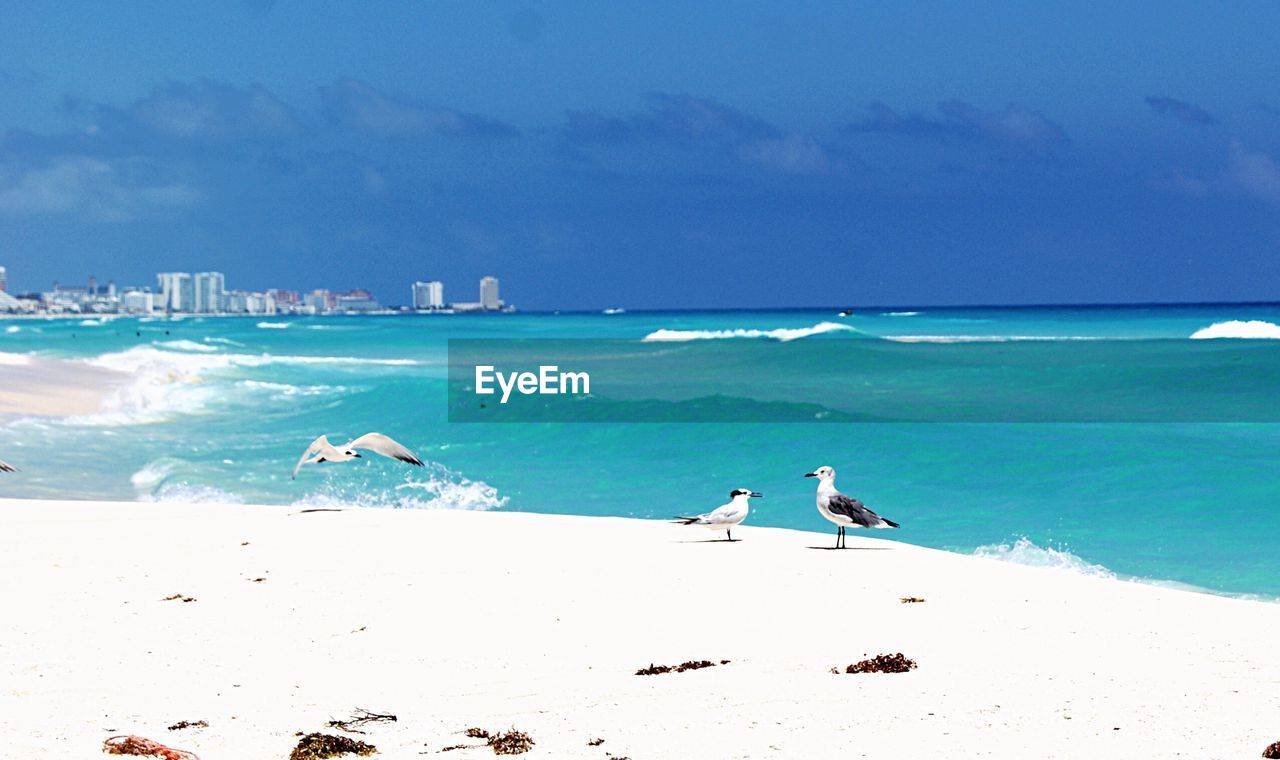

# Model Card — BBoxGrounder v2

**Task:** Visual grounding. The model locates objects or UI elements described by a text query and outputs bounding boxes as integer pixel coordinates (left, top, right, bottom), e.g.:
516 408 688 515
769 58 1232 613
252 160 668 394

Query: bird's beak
353 453 363 458
749 492 763 498
804 472 816 478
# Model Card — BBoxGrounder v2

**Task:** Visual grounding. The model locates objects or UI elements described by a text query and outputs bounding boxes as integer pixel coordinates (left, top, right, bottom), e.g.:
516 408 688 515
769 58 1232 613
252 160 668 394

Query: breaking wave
130 458 244 504
257 321 291 329
155 339 219 352
1189 320 1280 339
236 379 347 398
973 537 1116 579
642 321 858 343
75 345 418 425
882 311 920 316
292 467 508 511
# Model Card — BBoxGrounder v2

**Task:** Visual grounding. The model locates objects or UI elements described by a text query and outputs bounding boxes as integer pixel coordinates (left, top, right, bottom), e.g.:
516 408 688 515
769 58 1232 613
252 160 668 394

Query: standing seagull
673 488 762 541
805 466 898 549
292 433 424 479
0 459 14 473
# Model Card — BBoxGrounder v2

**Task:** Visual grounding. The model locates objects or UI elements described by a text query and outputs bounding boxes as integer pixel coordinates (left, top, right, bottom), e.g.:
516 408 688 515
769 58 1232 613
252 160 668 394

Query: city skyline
0 264 506 315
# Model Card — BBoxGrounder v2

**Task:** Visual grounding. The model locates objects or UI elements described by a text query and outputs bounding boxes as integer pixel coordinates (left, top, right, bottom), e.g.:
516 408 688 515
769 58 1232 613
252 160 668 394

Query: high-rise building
193 272 226 313
412 281 444 309
0 266 7 293
479 276 500 310
121 289 155 314
303 289 332 313
156 272 194 312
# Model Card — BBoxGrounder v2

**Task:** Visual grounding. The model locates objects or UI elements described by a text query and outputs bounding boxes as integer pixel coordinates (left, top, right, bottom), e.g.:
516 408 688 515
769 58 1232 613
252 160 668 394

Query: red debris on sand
1262 740 1280 759
103 735 199 760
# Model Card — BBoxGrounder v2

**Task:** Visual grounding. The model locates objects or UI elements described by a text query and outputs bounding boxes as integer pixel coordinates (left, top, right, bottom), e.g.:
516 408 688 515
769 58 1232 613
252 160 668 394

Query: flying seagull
0 459 14 473
292 433 424 479
805 466 898 549
673 488 762 541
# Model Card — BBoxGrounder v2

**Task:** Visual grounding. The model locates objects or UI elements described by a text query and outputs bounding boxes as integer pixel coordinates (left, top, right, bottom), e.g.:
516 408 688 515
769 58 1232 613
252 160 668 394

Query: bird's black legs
727 528 732 542
835 526 842 549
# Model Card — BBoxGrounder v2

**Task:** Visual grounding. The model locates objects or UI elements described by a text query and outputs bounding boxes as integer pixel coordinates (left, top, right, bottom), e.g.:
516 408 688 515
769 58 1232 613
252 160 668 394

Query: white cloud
0 156 201 221
1227 142 1280 204
738 135 833 175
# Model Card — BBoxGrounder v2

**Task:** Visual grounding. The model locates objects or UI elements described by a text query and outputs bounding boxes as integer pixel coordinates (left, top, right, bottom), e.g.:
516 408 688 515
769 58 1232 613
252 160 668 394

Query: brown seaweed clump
635 659 727 676
288 732 376 760
899 597 926 603
844 653 917 674
488 730 535 755
587 738 605 746
1262 741 1280 759
464 727 492 740
166 720 208 731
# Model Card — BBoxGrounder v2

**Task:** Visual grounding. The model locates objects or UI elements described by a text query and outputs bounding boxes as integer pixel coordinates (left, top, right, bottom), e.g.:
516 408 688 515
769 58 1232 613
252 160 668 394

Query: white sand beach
1 498 1277 759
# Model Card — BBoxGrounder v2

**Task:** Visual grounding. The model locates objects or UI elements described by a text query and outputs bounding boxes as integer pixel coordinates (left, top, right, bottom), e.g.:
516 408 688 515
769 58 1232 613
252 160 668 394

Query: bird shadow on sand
677 538 742 544
805 546 893 551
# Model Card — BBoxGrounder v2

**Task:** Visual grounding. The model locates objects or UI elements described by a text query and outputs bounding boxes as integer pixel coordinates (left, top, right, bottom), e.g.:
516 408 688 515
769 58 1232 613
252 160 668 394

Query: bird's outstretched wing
829 493 899 528
346 432 424 467
292 435 329 480
0 459 14 473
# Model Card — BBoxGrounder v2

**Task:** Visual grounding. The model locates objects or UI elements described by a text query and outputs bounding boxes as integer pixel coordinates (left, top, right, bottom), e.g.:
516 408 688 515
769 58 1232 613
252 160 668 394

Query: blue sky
1 1 1278 309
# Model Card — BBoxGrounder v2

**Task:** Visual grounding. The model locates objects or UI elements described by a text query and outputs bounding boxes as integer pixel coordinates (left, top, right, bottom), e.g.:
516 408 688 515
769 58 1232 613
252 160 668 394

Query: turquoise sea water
1 305 1278 597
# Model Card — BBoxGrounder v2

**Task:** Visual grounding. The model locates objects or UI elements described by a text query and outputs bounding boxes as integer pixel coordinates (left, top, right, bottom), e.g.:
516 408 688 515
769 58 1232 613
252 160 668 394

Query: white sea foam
236 379 347 398
78 348 225 425
257 321 291 329
393 478 509 510
267 355 421 366
5 325 20 334
130 458 176 491
155 339 219 352
973 537 1116 579
203 337 246 347
882 311 920 316
78 318 105 326
1189 320 1280 340
293 468 508 511
71 345 420 425
0 351 32 366
130 458 245 504
642 321 857 343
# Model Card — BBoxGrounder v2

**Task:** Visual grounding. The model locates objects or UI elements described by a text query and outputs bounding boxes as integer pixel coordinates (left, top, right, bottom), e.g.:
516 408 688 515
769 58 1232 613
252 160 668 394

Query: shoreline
2 498 1278 758
0 353 126 419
